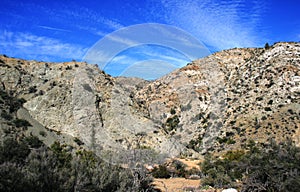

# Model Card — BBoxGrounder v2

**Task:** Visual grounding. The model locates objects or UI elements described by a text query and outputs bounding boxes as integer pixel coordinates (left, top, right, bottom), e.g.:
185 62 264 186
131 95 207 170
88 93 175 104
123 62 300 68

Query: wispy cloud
38 25 71 32
0 30 87 61
107 34 139 46
160 0 267 50
20 2 123 35
139 46 190 66
62 6 124 32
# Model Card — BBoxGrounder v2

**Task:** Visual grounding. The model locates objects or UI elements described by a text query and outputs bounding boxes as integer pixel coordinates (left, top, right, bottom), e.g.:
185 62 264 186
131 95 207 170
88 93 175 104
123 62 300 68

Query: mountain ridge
0 42 299 159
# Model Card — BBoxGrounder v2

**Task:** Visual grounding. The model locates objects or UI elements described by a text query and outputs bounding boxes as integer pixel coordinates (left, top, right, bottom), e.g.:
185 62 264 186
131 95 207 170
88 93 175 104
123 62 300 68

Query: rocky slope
135 42 300 154
0 42 299 159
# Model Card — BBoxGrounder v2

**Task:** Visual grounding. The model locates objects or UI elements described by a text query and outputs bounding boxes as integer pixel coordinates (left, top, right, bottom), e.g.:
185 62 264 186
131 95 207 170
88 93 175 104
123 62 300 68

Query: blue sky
0 0 299 78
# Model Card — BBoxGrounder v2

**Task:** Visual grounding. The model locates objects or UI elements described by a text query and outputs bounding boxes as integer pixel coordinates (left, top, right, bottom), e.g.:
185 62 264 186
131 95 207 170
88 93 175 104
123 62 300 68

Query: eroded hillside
0 42 299 158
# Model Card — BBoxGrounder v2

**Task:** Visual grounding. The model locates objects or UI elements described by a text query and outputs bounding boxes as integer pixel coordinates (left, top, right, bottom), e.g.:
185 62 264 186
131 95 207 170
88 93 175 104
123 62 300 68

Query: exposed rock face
0 42 299 157
0 56 189 158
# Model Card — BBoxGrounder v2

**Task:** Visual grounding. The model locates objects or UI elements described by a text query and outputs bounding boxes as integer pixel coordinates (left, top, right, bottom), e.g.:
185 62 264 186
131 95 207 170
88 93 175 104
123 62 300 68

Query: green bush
74 137 84 145
0 138 30 164
24 136 44 148
151 165 171 178
0 139 155 191
13 118 31 128
264 42 270 49
170 108 176 115
241 140 300 192
216 136 236 145
28 86 37 93
166 115 180 131
0 89 26 113
187 135 203 151
39 130 47 137
201 140 300 191
0 162 31 191
0 111 13 120
171 159 187 177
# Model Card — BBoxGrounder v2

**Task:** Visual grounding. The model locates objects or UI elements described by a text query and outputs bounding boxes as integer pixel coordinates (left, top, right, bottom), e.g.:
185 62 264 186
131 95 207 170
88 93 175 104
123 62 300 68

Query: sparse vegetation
216 136 236 145
264 42 270 49
39 130 47 137
1 111 13 120
152 165 171 178
0 137 156 191
187 135 203 152
170 108 176 115
201 140 300 191
165 115 180 132
0 42 299 191
28 86 37 93
74 137 84 145
12 118 31 128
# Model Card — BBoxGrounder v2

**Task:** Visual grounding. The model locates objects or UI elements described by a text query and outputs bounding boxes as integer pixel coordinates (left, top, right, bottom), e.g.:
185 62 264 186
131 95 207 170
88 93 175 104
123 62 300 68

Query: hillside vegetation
0 42 299 191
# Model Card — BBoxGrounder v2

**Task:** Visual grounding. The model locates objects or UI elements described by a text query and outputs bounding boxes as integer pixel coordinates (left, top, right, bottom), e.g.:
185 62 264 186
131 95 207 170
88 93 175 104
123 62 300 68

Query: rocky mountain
0 42 299 160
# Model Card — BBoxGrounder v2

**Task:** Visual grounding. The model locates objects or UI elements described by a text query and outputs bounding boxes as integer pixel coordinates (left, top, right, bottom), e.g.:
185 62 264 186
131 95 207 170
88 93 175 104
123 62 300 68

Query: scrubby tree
264 42 270 49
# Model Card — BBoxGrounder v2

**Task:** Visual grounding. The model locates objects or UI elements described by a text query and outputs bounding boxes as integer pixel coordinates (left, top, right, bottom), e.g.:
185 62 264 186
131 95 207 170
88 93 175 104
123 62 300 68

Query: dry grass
175 158 203 170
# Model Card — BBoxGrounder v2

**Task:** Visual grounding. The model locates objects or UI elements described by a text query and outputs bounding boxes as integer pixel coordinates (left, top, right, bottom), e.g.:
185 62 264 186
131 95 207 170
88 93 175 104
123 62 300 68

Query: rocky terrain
0 42 299 160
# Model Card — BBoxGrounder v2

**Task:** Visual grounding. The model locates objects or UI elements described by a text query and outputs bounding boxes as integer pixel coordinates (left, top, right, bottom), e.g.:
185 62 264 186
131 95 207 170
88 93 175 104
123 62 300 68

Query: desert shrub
223 150 246 161
0 90 9 100
0 89 26 113
0 137 155 191
165 115 180 131
0 111 13 120
264 43 270 49
24 136 44 148
13 118 31 128
50 141 72 168
0 138 30 164
170 108 176 115
28 86 37 93
25 147 72 192
216 136 236 145
152 165 171 178
65 66 72 70
241 140 300 192
0 162 31 191
39 130 47 137
187 135 203 151
201 154 236 188
201 165 232 188
201 140 300 191
74 137 84 145
171 159 187 177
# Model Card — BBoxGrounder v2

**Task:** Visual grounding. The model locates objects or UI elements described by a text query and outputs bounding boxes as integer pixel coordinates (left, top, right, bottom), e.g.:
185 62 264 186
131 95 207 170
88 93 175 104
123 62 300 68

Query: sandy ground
153 178 201 192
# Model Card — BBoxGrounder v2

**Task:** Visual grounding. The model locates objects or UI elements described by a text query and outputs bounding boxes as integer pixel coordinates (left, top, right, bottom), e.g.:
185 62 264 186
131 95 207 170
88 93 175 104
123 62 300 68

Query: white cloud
0 30 87 61
160 0 266 50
